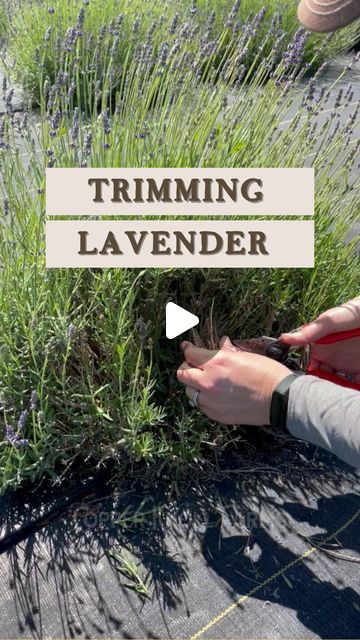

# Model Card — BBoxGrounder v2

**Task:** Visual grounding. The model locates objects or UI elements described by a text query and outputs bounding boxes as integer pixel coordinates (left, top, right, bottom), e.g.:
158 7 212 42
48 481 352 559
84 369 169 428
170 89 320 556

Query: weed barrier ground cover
0 443 359 638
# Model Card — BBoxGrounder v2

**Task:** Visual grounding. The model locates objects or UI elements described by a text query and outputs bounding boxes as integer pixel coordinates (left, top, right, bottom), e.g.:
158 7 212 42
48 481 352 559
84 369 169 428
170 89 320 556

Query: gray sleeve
287 375 360 468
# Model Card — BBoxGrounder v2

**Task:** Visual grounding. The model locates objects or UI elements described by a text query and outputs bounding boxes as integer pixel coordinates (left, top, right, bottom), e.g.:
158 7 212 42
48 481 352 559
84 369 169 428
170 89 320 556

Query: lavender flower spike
17 409 29 430
282 28 307 70
5 425 29 448
30 390 38 411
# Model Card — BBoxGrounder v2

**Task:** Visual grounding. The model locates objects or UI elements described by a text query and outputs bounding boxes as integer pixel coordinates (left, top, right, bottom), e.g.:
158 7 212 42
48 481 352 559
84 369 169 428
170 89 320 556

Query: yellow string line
191 507 360 640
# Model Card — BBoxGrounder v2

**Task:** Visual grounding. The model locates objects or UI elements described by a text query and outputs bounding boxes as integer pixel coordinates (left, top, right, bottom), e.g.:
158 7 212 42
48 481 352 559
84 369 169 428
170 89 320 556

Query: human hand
280 297 360 382
177 336 292 426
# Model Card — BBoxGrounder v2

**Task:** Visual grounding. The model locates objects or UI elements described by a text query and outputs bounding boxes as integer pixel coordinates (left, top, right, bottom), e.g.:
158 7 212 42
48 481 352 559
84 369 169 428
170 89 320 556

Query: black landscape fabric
0 442 359 639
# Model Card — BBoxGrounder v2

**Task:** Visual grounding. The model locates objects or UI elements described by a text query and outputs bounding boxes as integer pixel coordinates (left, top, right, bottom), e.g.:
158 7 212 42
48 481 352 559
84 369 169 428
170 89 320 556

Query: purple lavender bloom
327 119 340 143
159 42 169 66
84 131 92 155
63 26 78 51
47 150 56 168
5 89 14 115
344 84 354 106
136 317 146 344
101 109 111 136
345 138 360 168
70 108 80 141
345 103 359 132
77 7 85 28
180 22 191 40
282 28 307 69
67 323 76 340
49 108 62 137
334 88 343 109
58 71 69 87
46 86 56 111
67 81 76 101
30 390 38 411
200 39 217 58
169 39 181 62
133 16 141 33
302 78 316 110
18 111 29 136
17 409 29 430
110 35 119 58
146 19 157 40
206 10 216 35
234 64 246 88
5 426 16 443
5 425 29 448
17 438 29 447
169 13 179 35
225 0 241 27
252 7 267 32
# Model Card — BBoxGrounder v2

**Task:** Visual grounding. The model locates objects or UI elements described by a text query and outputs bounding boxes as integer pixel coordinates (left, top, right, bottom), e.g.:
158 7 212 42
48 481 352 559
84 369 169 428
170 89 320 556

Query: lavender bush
0 0 359 111
0 8 359 492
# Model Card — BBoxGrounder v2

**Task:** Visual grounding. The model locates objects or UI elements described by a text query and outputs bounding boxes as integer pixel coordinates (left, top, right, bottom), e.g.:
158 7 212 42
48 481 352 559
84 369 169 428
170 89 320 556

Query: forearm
287 376 360 468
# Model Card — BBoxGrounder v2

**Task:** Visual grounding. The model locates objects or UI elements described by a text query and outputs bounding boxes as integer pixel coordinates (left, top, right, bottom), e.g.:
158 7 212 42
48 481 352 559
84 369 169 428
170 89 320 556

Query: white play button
166 302 199 339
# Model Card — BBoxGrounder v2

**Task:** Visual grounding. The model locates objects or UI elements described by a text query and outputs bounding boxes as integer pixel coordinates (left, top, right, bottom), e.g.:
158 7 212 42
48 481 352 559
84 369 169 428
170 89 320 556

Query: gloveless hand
177 336 292 426
281 297 360 382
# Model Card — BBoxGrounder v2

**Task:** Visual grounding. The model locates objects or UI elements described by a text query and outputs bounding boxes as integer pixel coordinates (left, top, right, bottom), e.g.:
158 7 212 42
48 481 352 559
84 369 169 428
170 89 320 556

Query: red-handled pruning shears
234 327 360 392
305 327 360 391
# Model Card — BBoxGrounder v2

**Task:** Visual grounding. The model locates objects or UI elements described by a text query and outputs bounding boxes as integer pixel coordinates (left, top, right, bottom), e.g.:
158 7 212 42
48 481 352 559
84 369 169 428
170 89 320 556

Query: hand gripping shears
304 327 360 391
234 327 360 392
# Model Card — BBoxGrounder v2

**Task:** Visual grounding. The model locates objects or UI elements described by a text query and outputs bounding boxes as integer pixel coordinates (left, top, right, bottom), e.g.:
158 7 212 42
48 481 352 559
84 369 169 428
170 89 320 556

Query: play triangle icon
166 302 199 339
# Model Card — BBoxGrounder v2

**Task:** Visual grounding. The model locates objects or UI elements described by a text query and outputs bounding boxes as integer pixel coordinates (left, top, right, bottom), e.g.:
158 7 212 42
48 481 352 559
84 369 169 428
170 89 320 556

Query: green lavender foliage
0 0 359 109
0 5 359 492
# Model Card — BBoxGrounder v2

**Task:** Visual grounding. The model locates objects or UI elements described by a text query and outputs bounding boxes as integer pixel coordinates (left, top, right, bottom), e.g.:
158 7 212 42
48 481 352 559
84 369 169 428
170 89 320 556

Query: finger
281 300 360 346
181 341 217 368
178 362 192 371
177 362 205 388
219 335 237 352
317 362 334 373
308 356 320 370
306 356 334 373
185 386 208 410
281 323 319 346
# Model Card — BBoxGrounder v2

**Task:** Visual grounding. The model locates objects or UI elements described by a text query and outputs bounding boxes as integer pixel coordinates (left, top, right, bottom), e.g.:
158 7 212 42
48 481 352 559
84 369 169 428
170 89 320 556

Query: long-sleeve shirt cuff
287 375 360 468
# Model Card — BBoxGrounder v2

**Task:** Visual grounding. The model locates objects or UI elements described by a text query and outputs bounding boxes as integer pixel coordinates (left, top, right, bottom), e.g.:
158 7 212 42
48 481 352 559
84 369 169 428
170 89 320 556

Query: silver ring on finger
189 389 201 408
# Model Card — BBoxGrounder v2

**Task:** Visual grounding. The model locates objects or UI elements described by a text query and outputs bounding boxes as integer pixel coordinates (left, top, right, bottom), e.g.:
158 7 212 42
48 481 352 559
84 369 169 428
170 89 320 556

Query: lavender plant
0 0 359 112
0 12 359 492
